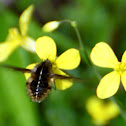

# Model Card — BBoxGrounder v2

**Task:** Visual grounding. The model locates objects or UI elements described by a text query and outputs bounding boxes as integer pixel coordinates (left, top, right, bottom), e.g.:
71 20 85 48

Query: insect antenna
0 64 32 73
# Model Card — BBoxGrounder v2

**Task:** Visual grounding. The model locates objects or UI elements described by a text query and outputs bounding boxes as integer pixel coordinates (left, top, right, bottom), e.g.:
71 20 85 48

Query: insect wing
0 64 32 73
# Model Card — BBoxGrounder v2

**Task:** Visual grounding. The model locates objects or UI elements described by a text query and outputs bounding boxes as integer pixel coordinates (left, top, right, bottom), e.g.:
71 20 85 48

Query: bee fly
1 59 80 103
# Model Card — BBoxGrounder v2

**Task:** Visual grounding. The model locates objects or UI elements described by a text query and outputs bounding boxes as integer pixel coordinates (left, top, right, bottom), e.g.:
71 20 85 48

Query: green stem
60 19 126 120
72 24 84 51
110 97 126 120
60 20 84 50
60 20 90 65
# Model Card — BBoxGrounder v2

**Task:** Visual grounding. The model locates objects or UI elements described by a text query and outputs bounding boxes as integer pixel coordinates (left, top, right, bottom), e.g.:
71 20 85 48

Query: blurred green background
0 0 126 126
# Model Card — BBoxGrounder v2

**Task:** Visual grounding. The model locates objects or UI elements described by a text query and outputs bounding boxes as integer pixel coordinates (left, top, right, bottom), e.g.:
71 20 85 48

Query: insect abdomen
26 80 51 102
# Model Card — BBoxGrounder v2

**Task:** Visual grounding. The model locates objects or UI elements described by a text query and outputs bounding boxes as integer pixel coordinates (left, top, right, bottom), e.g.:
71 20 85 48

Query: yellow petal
35 36 56 62
55 48 80 70
6 28 21 41
19 4 34 36
53 68 73 90
121 71 126 91
97 71 120 99
42 21 60 32
90 42 119 69
21 36 35 52
24 63 36 80
0 40 20 62
121 51 126 69
121 51 126 63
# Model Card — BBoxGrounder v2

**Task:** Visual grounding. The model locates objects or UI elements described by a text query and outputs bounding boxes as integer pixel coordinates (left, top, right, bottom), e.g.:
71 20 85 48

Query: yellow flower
90 42 126 99
42 21 60 32
25 36 81 90
85 96 120 125
0 4 35 62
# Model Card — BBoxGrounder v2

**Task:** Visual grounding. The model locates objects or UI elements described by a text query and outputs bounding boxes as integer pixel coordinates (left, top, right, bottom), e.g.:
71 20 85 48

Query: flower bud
42 21 60 32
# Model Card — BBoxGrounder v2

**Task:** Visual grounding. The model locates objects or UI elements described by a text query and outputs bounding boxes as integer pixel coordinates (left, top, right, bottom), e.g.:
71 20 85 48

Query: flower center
115 62 126 74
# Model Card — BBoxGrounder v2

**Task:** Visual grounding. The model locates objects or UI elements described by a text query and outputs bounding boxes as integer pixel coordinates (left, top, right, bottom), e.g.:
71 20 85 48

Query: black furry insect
1 59 80 103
